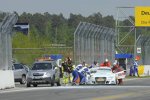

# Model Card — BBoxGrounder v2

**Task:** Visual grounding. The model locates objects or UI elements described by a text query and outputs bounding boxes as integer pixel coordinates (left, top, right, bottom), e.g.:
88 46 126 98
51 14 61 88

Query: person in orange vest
100 59 111 67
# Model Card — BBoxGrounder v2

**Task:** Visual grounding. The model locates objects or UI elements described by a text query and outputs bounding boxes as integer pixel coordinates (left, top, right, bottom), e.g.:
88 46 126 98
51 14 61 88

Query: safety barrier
138 65 150 76
0 70 15 89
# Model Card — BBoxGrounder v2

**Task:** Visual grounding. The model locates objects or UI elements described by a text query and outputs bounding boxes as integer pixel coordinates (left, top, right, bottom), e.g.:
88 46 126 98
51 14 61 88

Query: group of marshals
60 58 125 85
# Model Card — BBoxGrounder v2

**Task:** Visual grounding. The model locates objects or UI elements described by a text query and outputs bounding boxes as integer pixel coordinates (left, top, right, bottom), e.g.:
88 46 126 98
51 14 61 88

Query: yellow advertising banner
135 6 150 27
138 65 144 76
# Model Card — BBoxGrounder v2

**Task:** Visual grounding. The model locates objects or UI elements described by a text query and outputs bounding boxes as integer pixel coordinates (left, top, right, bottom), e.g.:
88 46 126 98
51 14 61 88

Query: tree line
12 12 115 48
1 12 150 64
1 12 150 48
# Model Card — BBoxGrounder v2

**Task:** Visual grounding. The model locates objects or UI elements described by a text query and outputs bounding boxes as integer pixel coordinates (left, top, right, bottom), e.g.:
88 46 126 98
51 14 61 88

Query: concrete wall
143 65 150 76
0 70 15 89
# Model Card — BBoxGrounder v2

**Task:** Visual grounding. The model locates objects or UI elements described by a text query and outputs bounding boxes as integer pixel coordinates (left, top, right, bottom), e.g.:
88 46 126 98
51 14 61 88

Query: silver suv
13 63 29 84
26 61 61 87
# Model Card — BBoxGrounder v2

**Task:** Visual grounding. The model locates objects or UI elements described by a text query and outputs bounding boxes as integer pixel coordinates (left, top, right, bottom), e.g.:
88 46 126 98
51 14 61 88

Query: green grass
12 48 73 65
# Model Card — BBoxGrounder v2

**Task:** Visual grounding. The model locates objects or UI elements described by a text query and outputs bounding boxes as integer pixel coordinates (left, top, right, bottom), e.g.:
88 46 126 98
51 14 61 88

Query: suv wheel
51 82 54 86
51 76 55 86
56 80 61 86
20 75 26 84
26 83 31 87
33 84 38 87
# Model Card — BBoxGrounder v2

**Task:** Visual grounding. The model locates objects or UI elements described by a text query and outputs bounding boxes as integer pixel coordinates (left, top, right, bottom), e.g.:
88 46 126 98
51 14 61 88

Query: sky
0 0 150 18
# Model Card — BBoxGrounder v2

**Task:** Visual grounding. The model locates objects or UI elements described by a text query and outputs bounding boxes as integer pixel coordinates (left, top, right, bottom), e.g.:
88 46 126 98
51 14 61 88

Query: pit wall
0 70 15 89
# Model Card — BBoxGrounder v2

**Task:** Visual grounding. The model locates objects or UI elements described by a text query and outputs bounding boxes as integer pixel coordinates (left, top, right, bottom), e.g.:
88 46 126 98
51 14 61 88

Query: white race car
87 67 117 85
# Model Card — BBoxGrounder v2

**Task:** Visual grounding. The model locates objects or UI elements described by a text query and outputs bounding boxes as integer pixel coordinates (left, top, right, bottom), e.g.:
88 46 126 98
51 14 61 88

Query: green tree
103 15 115 28
87 12 103 25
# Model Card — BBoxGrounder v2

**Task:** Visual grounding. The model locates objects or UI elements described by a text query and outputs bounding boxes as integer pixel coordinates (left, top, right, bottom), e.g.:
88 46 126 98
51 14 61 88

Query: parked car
87 67 117 85
26 60 61 87
12 63 29 84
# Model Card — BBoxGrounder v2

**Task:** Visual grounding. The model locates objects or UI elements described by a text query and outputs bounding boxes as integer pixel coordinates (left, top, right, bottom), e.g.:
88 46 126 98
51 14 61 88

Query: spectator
133 59 139 77
129 65 134 76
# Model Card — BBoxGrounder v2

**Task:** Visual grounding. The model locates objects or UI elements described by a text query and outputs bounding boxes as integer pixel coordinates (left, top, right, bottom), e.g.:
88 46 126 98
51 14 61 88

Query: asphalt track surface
0 78 150 100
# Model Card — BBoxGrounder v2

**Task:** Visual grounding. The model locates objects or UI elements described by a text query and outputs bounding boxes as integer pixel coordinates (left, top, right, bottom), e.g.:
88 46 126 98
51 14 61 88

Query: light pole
134 28 137 61
55 27 57 44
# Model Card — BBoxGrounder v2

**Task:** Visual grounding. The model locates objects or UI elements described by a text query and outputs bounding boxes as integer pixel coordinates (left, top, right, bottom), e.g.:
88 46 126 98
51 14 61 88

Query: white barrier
143 65 150 76
0 70 15 90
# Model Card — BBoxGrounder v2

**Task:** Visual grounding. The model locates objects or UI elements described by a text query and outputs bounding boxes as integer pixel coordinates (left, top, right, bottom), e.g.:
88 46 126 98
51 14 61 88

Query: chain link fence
137 35 150 65
0 12 18 70
74 22 116 65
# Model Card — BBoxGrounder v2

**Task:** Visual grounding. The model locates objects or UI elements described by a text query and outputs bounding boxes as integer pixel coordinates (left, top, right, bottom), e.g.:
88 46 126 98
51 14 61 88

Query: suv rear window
14 64 23 69
32 63 52 70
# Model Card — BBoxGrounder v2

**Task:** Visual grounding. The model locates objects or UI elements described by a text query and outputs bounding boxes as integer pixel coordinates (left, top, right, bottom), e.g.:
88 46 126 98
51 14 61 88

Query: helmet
76 64 82 70
113 62 117 66
94 61 97 65
105 58 108 62
84 68 89 72
85 64 89 67
113 60 118 65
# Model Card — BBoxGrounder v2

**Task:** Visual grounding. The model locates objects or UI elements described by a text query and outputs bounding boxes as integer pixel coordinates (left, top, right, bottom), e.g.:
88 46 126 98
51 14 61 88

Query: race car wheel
115 79 118 85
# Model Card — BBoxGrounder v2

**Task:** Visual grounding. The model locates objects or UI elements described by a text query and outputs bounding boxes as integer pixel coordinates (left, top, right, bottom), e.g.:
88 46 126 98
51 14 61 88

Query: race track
0 78 150 100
